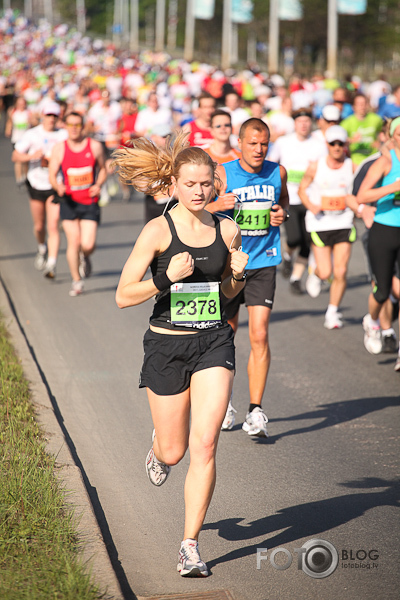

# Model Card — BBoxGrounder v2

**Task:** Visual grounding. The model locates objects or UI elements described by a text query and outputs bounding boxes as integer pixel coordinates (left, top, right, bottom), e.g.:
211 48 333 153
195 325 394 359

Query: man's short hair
210 109 232 126
64 111 85 126
198 92 216 107
292 108 313 120
239 118 270 140
352 92 367 105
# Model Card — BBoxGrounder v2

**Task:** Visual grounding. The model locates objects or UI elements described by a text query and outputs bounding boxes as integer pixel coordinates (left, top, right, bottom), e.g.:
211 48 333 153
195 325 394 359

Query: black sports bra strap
212 214 223 241
164 211 178 237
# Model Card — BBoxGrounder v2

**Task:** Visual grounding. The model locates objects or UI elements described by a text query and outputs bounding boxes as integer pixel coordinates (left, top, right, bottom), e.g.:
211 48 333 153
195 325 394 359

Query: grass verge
0 313 103 600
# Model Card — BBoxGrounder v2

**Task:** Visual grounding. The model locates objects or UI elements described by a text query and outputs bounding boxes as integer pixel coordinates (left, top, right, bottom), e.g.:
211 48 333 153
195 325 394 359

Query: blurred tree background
15 0 400 79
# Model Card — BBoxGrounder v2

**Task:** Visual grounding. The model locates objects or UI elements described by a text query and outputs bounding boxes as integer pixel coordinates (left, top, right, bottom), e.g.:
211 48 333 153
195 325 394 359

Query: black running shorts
60 198 101 222
26 180 55 202
139 325 235 396
309 227 357 248
222 266 277 320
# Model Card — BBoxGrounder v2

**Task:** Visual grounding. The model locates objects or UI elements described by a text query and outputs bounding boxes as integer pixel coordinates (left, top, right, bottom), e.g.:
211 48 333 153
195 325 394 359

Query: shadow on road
267 395 400 444
204 477 399 569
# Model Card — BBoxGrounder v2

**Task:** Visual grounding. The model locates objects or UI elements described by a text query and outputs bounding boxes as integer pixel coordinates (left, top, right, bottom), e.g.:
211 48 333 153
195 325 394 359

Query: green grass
0 314 103 599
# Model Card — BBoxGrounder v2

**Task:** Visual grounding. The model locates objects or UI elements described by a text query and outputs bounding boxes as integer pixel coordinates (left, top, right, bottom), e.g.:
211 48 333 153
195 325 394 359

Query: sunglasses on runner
328 141 345 147
45 113 58 118
213 123 232 129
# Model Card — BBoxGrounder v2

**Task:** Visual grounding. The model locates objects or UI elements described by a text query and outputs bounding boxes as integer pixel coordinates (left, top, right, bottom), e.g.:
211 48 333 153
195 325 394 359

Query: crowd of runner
2 11 399 578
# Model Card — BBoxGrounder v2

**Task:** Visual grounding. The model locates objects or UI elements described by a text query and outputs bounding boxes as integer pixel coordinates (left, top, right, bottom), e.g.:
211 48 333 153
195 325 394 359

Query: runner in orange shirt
203 110 241 165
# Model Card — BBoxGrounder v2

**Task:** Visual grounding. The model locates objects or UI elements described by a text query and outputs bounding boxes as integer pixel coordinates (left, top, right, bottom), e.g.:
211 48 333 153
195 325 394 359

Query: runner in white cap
12 101 67 278
299 125 356 329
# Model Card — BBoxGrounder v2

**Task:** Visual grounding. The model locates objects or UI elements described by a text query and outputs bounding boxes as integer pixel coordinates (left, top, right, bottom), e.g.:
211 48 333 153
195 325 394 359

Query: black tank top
149 211 229 331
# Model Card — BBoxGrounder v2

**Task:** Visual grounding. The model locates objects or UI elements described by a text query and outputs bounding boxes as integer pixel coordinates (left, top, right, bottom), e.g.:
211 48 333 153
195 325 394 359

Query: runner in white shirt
134 92 172 137
12 102 68 278
269 108 326 293
299 126 356 329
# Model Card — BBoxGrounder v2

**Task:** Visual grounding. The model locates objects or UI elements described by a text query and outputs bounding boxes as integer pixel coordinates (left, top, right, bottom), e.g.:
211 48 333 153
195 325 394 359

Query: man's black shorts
139 325 235 396
60 198 101 222
222 266 277 320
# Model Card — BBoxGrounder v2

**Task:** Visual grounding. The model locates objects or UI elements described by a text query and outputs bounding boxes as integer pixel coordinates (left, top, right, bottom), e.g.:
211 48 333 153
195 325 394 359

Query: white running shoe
177 539 208 577
69 280 84 297
362 314 382 354
145 447 171 486
242 406 268 437
221 401 237 431
394 356 400 372
306 272 322 298
324 312 343 330
34 251 47 271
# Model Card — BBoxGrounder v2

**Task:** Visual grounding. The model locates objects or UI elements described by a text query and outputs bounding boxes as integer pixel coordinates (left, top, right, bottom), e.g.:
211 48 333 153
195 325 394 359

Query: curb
0 280 125 600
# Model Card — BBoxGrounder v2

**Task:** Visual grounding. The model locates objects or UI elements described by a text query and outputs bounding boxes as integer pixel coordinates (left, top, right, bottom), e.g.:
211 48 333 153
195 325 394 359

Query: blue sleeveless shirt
374 149 400 228
222 159 282 269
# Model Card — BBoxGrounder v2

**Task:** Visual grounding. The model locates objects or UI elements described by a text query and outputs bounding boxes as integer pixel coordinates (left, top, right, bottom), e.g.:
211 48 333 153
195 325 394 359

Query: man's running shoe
79 253 92 279
34 251 47 271
362 314 382 354
381 333 397 354
69 280 84 297
290 279 303 295
324 312 343 330
306 272 322 298
43 261 56 279
242 406 268 437
177 539 208 577
281 257 292 279
394 356 400 372
221 401 237 431
145 447 170 486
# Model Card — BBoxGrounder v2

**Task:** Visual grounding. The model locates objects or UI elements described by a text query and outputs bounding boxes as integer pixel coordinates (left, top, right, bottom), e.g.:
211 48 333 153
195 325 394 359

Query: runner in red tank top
62 138 98 205
49 111 107 296
184 93 216 149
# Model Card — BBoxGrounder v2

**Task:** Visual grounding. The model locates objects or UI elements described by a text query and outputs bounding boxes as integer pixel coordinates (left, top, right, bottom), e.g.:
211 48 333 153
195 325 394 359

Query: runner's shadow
267 395 399 444
204 477 399 569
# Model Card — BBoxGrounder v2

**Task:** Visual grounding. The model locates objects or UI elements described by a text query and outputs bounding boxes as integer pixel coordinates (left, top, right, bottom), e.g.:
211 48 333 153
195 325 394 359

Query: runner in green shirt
341 93 382 166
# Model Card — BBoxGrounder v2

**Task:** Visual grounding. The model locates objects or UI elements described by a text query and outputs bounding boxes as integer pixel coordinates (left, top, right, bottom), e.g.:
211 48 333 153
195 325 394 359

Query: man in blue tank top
208 118 289 436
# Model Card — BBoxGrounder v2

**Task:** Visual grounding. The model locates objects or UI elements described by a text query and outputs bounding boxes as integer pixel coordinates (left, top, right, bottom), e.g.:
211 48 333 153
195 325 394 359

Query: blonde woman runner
112 132 248 577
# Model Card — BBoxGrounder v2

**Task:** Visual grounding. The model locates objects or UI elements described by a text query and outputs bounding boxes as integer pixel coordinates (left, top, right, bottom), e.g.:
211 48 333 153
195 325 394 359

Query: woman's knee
157 441 187 466
189 431 218 465
81 242 96 255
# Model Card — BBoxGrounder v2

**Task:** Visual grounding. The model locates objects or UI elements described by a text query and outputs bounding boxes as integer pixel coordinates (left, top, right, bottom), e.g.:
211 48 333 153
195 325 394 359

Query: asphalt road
0 133 399 600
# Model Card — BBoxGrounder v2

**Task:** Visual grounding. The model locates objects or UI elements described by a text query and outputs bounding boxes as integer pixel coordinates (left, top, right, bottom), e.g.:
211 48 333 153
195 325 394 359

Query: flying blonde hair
112 130 218 196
